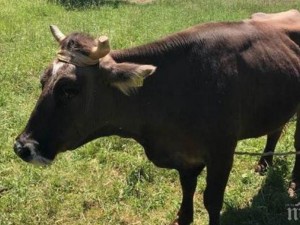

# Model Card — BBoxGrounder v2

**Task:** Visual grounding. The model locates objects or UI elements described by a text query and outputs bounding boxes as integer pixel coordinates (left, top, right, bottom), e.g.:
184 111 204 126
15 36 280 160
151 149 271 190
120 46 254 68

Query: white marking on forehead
52 61 65 76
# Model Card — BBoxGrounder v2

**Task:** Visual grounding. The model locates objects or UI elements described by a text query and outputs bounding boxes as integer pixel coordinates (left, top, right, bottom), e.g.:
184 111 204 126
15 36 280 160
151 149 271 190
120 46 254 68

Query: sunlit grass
1 0 300 224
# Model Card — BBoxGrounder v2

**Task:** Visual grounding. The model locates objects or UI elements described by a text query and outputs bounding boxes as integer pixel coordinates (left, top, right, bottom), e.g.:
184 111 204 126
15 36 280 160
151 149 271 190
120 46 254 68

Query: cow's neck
96 89 143 141
107 35 192 142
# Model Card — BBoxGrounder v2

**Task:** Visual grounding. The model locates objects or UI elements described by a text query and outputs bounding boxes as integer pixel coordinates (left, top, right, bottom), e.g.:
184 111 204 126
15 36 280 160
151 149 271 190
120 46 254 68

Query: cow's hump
249 9 300 32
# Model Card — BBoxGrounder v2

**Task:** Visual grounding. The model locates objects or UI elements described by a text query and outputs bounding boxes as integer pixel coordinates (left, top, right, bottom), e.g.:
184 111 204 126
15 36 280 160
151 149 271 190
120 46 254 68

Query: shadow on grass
49 0 130 10
48 0 152 10
222 158 300 225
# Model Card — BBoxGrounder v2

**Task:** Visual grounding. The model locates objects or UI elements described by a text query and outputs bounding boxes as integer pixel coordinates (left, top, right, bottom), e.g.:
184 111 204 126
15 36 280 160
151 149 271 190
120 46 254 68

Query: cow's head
14 26 156 165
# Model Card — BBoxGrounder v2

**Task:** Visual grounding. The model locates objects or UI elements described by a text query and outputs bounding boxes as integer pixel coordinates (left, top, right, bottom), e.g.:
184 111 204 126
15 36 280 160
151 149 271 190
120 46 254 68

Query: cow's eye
56 85 80 104
62 87 79 99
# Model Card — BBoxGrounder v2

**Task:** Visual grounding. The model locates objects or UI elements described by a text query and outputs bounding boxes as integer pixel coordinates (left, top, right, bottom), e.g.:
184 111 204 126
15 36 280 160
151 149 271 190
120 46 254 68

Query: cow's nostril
13 141 23 155
14 141 33 162
13 141 22 153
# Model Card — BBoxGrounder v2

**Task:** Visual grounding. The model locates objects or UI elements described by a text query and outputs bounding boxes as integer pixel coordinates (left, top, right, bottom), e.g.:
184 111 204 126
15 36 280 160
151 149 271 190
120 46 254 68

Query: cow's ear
103 61 156 95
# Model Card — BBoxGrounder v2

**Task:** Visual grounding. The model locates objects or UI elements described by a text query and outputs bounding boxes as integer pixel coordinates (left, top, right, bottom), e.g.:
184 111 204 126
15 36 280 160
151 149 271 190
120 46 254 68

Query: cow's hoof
170 218 192 225
170 216 192 225
288 182 298 198
170 218 179 225
254 164 267 174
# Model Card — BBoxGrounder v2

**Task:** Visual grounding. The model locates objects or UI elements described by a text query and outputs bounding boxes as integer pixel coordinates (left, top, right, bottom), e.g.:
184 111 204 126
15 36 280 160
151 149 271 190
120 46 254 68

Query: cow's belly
237 101 299 140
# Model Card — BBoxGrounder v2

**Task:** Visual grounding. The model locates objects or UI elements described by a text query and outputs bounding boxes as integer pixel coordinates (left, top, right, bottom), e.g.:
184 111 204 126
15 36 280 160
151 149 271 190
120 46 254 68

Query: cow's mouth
14 140 53 166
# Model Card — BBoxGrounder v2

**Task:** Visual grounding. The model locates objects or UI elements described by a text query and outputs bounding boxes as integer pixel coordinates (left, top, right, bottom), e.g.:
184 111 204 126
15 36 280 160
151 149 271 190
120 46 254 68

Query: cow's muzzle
14 138 52 166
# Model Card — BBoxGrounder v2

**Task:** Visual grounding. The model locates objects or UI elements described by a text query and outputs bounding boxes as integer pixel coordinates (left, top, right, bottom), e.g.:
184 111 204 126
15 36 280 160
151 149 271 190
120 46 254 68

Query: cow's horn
89 36 110 59
50 25 66 43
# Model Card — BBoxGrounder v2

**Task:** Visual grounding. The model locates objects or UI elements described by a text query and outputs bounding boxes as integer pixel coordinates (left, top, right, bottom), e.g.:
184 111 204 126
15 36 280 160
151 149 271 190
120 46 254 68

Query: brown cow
14 10 300 225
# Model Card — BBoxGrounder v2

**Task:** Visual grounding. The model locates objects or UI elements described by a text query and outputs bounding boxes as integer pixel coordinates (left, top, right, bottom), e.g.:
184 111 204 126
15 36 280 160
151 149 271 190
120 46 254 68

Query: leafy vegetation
1 0 300 224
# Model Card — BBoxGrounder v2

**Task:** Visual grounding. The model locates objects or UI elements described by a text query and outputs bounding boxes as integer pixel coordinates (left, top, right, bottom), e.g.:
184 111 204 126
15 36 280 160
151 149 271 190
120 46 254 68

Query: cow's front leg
204 141 236 225
171 166 204 225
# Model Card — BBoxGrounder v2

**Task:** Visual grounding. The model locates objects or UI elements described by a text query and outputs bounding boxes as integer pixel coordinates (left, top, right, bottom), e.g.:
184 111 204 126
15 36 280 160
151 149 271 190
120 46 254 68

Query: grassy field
1 0 300 224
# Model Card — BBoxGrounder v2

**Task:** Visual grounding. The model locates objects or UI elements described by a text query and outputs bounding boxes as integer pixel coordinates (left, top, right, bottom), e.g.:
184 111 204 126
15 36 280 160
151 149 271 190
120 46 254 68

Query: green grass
1 0 300 224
